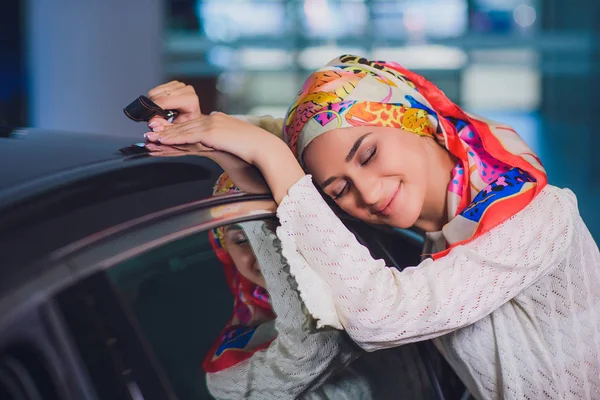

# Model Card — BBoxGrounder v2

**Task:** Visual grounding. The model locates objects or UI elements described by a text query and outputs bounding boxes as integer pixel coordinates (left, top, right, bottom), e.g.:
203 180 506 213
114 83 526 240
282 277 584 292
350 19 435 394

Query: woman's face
302 125 431 229
223 225 266 288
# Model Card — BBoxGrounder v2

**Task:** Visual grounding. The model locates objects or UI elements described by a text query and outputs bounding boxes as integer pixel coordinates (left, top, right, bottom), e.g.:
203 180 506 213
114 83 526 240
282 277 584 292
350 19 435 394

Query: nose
352 174 381 208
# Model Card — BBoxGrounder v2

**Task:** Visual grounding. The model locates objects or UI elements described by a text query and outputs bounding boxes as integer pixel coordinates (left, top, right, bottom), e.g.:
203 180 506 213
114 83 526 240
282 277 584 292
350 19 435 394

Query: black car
0 127 468 399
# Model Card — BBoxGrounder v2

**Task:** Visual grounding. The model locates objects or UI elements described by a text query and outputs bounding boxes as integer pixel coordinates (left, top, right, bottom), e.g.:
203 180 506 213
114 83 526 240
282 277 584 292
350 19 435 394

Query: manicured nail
148 121 159 130
152 125 164 132
145 132 156 141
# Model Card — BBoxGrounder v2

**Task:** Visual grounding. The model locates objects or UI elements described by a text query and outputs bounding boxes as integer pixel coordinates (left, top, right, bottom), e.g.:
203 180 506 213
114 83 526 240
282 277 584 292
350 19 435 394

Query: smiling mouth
377 184 401 217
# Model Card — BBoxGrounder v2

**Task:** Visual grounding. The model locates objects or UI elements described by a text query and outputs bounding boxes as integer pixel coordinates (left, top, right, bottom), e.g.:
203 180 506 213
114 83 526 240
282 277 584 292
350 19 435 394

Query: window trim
51 192 273 260
60 196 278 278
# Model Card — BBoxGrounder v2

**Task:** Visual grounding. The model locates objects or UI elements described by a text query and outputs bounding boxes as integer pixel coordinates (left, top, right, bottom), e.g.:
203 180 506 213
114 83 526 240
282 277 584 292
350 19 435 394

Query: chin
388 207 421 229
367 213 414 228
387 218 416 229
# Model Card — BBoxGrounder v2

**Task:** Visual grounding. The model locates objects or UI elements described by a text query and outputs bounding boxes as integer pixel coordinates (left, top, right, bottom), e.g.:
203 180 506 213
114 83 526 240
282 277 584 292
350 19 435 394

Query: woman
145 56 600 399
203 198 276 377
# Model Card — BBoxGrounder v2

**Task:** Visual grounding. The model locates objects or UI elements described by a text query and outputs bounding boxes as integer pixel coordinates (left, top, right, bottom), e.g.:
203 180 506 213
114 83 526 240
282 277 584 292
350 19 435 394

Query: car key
123 95 179 123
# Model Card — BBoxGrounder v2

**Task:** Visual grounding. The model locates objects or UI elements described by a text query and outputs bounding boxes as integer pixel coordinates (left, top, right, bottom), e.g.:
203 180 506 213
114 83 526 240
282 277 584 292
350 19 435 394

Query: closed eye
334 147 376 199
333 182 349 200
360 146 377 166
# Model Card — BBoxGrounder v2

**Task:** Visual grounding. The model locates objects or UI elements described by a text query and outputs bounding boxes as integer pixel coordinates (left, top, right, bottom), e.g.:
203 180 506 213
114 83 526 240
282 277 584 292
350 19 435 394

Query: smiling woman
143 55 600 400
303 126 455 231
222 224 267 288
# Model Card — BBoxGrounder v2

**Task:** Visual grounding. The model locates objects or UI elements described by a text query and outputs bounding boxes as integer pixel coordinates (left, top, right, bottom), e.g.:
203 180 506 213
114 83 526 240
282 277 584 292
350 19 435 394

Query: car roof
0 127 272 277
0 127 135 194
0 126 269 207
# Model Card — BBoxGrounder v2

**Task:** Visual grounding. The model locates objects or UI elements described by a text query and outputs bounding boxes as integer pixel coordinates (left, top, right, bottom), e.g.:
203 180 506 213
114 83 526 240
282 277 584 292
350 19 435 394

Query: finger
147 81 185 101
147 130 199 146
154 119 205 140
167 115 214 134
144 143 163 152
151 87 201 118
147 81 185 98
145 119 212 145
150 83 193 100
147 116 171 131
149 84 188 105
143 122 183 143
151 89 194 111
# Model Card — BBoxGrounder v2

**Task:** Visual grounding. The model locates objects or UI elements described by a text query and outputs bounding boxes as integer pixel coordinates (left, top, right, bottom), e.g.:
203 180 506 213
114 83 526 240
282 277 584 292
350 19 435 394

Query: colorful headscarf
203 173 276 373
283 55 547 258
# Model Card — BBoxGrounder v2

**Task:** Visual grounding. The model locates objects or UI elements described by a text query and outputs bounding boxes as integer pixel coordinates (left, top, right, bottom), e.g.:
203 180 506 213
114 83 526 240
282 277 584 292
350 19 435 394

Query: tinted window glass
108 223 236 399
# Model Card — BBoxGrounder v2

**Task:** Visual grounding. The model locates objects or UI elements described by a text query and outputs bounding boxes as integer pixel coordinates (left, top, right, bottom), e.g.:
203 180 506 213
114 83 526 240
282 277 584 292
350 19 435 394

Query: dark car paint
0 127 132 192
0 128 272 286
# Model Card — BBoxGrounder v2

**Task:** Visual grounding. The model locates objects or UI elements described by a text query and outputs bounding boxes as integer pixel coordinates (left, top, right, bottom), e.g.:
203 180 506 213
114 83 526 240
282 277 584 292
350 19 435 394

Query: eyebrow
225 224 243 232
345 132 372 162
320 132 372 190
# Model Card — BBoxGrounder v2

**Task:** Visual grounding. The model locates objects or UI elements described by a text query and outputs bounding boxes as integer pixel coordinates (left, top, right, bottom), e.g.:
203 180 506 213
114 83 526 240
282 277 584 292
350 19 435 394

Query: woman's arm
276 176 574 351
206 221 361 400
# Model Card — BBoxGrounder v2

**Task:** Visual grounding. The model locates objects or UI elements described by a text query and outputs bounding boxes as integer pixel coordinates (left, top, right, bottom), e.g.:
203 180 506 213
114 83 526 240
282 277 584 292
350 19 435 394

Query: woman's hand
146 81 202 130
144 113 305 203
145 112 274 164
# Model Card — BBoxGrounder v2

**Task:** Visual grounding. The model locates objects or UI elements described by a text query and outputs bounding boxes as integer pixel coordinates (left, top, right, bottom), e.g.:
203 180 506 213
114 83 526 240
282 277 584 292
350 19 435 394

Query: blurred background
1 0 599 237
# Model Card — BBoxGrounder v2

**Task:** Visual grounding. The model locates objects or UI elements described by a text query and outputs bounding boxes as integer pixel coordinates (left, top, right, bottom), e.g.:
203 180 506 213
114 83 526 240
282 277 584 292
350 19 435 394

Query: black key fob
123 95 179 123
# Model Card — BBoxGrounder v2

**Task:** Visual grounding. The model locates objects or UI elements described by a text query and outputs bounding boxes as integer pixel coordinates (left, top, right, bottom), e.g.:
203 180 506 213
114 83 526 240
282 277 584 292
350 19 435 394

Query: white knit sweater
276 175 600 400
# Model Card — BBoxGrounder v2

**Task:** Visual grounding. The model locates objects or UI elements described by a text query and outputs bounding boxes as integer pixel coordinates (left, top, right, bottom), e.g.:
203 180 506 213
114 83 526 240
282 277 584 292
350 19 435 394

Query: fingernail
148 121 158 130
145 132 156 141
152 125 164 132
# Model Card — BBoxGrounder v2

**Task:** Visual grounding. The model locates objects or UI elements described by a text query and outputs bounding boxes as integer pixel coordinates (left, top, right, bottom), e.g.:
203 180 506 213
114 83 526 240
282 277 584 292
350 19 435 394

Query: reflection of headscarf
203 173 275 373
283 55 547 257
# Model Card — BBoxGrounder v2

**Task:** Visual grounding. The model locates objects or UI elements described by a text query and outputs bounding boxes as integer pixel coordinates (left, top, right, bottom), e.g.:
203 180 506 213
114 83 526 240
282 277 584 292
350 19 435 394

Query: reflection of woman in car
220 224 267 288
146 55 600 399
203 175 276 376
204 173 374 399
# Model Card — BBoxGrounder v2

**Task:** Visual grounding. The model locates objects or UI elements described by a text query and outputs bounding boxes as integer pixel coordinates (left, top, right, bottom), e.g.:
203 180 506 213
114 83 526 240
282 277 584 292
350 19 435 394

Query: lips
376 184 401 217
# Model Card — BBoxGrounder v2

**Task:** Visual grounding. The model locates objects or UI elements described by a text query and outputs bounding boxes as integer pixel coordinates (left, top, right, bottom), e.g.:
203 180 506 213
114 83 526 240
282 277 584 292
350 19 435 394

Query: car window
107 221 241 400
106 217 467 400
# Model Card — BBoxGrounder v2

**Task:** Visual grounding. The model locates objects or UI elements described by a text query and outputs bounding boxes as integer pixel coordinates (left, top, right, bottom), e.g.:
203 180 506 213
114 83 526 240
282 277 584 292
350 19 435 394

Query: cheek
388 142 428 182
337 199 377 222
229 246 255 269
399 155 429 204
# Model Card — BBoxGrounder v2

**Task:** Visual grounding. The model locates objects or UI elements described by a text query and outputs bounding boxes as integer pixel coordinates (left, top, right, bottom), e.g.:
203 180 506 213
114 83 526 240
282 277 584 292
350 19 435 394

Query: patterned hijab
203 173 275 373
283 55 547 258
